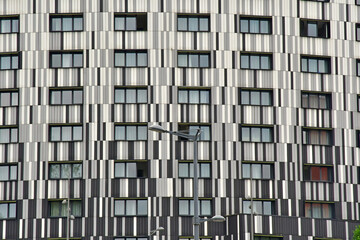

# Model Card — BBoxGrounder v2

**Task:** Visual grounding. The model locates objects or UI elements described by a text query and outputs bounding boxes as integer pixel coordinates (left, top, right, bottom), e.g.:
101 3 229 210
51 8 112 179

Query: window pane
320 167 328 181
126 126 137 140
242 127 250 141
302 93 308 108
8 203 16 218
73 54 83 67
199 54 209 67
252 164 262 179
126 200 136 215
262 164 271 179
249 19 259 33
73 17 83 31
253 201 262 214
199 18 209 31
188 17 198 31
322 204 332 218
114 200 125 215
137 126 147 140
72 164 82 178
189 54 199 67
308 59 318 73
261 92 271 105
311 167 321 180
309 94 318 108
126 163 137 177
189 90 200 104
10 166 17 180
126 53 136 67
0 128 9 143
178 90 188 103
137 200 147 215
115 89 125 103
312 203 321 218
11 92 18 106
319 95 327 109
62 18 73 31
178 17 187 31
305 203 311 217
137 53 147 67
73 126 82 141
263 201 272 215
240 19 249 32
318 59 328 73
126 89 136 103
301 58 308 72
115 163 126 177
179 163 189 178
62 91 72 104
115 17 125 30
49 164 60 179
51 91 61 104
62 126 72 141
250 91 260 105
260 20 270 33
200 163 210 178
1 93 10 106
179 200 189 215
137 89 147 103
126 17 136 30
261 56 270 69
11 56 18 69
241 91 249 104
50 202 60 217
250 55 260 69
12 19 19 33
178 54 188 67
201 200 211 215
200 90 210 104
1 20 11 33
71 201 81 216
241 55 249 69
242 164 250 178
61 164 71 178
1 56 11 69
51 127 61 141
251 128 261 142
115 126 125 140
308 22 317 37
200 126 210 141
0 166 9 181
320 131 330 145
243 201 251 214
262 128 271 142
51 54 61 68
52 18 61 31
115 52 125 67
10 128 17 142
73 90 83 104
62 54 72 68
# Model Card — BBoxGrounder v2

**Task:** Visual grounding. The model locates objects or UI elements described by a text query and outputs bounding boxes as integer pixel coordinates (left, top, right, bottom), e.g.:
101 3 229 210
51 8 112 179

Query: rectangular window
49 162 82 179
114 13 147 31
243 200 275 215
240 126 273 143
301 56 331 74
358 167 360 184
305 202 334 218
240 16 272 34
177 14 210 32
357 0 360 6
304 165 333 182
114 199 148 216
114 124 147 141
114 161 148 178
0 164 17 181
178 199 212 216
300 19 330 38
242 163 274 179
178 162 211 178
49 125 83 142
0 16 19 33
50 88 83 105
255 237 282 240
178 124 211 141
178 88 210 104
0 89 18 107
240 53 272 70
0 126 18 143
301 92 331 109
50 51 83 68
50 14 83 32
177 52 210 68
114 88 147 104
114 50 148 67
0 53 20 70
49 200 82 217
0 202 16 219
302 128 332 145
240 89 272 106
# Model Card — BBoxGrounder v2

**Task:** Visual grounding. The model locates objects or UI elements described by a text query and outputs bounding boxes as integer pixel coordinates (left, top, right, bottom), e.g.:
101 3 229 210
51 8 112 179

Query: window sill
50 30 84 33
300 71 331 75
300 35 330 39
240 32 272 35
177 30 210 33
179 177 212 179
50 140 83 143
50 104 83 106
0 32 19 35
50 67 83 69
177 66 210 69
114 66 148 68
302 107 331 110
178 103 211 105
114 30 147 32
114 102 148 104
240 68 273 71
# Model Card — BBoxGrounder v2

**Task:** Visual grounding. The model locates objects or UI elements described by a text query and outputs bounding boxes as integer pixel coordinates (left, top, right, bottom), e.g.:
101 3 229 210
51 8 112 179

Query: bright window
49 162 82 179
240 89 272 106
114 13 147 31
50 52 83 68
301 56 331 74
178 52 210 68
301 92 331 109
50 15 83 32
240 126 273 143
0 127 18 143
0 165 17 181
178 162 211 178
0 90 18 107
241 53 272 70
178 199 212 216
243 200 274 215
115 88 147 104
240 17 272 34
115 50 148 67
242 163 273 179
0 202 16 219
115 125 147 141
0 16 19 33
50 125 83 142
50 88 83 105
177 15 209 32
305 202 334 218
178 89 210 104
114 161 148 178
0 53 20 70
114 199 148 216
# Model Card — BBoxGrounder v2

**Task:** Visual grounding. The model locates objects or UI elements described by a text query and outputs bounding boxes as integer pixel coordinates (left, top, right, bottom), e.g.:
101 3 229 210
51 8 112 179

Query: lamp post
149 125 226 240
149 226 165 236
62 175 75 240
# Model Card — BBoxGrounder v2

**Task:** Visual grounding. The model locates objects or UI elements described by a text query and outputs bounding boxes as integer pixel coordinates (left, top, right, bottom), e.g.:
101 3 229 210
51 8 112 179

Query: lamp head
149 125 167 133
156 226 164 231
211 215 226 222
62 200 67 204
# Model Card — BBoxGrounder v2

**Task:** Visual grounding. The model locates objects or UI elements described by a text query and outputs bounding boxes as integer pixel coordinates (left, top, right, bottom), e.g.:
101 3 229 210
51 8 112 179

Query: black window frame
300 19 330 38
242 162 274 180
178 88 211 104
114 124 148 141
0 126 18 144
49 51 83 68
178 124 211 141
357 130 360 147
303 164 333 182
301 0 330 2
177 14 210 32
0 164 17 181
239 16 272 34
114 198 148 216
178 161 212 178
114 160 149 178
48 161 83 180
49 87 83 105
0 16 19 34
0 52 21 70
114 87 148 104
301 55 331 74
114 50 148 68
240 88 273 106
0 201 16 219
240 52 273 70
49 124 83 142
302 128 333 146
178 199 212 216
240 125 274 143
177 51 211 68
304 202 334 219
358 95 360 112
0 89 19 107
254 236 283 240
114 238 148 240
301 91 332 109
242 199 275 215
49 14 84 32
114 13 147 31
48 199 82 218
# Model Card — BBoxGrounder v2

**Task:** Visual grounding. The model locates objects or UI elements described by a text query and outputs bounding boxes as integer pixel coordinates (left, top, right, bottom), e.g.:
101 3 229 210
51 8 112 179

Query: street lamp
149 226 165 236
149 125 226 240
62 176 75 240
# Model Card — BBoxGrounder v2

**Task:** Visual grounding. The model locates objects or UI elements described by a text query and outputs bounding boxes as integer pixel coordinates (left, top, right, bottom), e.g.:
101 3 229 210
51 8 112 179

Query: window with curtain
303 165 333 182
305 202 334 218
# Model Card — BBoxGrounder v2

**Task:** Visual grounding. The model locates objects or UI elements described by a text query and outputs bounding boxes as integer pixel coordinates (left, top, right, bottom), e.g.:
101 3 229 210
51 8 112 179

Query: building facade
0 0 360 239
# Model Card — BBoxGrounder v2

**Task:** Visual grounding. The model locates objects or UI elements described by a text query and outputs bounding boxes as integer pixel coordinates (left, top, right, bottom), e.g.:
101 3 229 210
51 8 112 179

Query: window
177 52 210 68
49 125 83 142
0 90 18 107
301 56 331 74
240 89 272 106
254 236 282 240
49 200 82 217
0 16 19 33
115 238 147 240
114 13 147 31
177 14 209 32
50 51 83 68
0 126 18 143
114 161 148 178
49 162 82 179
358 95 360 111
0 202 16 219
114 88 147 104
242 163 274 179
305 202 334 218
302 128 332 145
114 50 147 67
114 124 147 141
304 165 333 182
50 14 83 32
0 53 20 70
243 200 274 215
241 53 272 70
178 124 211 141
358 167 360 184
178 162 211 178
301 92 331 109
178 88 210 104
240 16 272 34
50 88 83 105
240 126 273 143
357 131 360 147
0 165 17 181
357 0 360 6
114 199 148 216
300 19 330 38
178 199 211 216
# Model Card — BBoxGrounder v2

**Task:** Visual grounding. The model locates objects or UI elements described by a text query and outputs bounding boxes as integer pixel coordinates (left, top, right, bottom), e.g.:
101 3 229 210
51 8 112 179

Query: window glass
73 126 82 141
51 127 61 141
199 18 209 31
73 17 83 31
260 19 270 33
73 91 82 104
242 127 250 141
199 54 209 67
241 91 249 104
200 163 211 178
261 55 270 69
126 200 136 215
8 203 16 218
0 128 9 143
178 54 188 67
137 89 147 103
250 91 260 105
137 126 147 140
201 200 211 215
126 17 136 30
51 54 61 68
126 162 137 178
115 17 125 30
243 200 251 214
115 89 125 103
240 19 248 32
262 128 271 142
12 92 18 106
178 17 187 31
318 59 327 73
52 18 61 31
179 163 189 178
251 128 261 142
188 17 198 31
115 126 125 140
127 126 137 140
308 58 318 72
261 92 271 105
72 201 82 216
12 56 18 69
62 91 72 105
49 164 60 178
61 164 71 178
73 53 83 67
0 204 8 219
263 201 272 215
252 164 262 179
1 20 11 33
179 200 189 215
126 89 136 103
189 90 199 104
10 165 17 180
12 19 19 32
10 128 17 142
1 92 10 106
62 54 72 68
262 164 271 179
241 55 249 69
0 166 9 181
137 200 147 215
178 90 188 103
308 22 318 37
137 53 147 66
301 58 308 72
62 18 72 31
250 55 260 69
126 53 136 67
189 54 199 67
249 19 259 33
62 126 72 141
1 56 11 69
115 52 125 67
242 164 250 178
200 90 209 104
